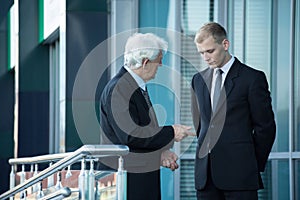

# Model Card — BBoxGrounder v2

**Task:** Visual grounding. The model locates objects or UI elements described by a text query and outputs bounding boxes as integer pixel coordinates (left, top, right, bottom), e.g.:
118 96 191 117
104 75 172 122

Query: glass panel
245 0 272 78
228 0 244 61
180 160 196 200
181 0 210 35
259 160 289 200
272 0 291 152
180 34 202 155
275 159 290 200
258 161 272 199
180 0 210 196
296 160 300 200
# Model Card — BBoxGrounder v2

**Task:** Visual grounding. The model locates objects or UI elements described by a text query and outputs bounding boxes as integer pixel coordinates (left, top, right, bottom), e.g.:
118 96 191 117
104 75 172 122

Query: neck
224 53 232 64
132 68 148 82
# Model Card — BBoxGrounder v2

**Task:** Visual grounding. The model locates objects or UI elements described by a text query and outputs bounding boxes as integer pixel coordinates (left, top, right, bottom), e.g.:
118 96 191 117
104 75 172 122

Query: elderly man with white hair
99 33 194 200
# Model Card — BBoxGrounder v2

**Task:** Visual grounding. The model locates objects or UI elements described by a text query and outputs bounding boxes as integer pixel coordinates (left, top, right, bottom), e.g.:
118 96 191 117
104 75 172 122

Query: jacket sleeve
248 71 276 172
191 76 201 138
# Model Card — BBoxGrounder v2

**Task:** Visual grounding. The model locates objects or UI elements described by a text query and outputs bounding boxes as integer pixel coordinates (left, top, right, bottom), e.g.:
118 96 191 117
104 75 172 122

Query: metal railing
0 144 129 200
39 187 72 200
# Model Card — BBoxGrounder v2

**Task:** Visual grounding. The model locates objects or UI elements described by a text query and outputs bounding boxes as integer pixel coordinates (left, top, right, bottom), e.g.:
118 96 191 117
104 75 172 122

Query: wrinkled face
195 36 229 69
142 51 163 82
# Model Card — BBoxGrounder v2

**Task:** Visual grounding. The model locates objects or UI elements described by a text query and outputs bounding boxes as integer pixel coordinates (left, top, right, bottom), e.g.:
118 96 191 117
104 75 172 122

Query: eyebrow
198 48 215 54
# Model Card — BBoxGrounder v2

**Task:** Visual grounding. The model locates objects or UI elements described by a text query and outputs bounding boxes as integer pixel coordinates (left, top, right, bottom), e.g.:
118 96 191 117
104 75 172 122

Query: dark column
65 0 109 151
18 0 50 157
0 0 14 193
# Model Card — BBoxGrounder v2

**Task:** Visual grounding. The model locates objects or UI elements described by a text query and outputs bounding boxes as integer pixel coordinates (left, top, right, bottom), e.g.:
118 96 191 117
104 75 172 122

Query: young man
191 22 276 200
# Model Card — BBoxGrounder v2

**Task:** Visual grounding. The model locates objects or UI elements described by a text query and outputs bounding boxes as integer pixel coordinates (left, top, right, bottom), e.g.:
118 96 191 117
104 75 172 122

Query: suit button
210 125 214 128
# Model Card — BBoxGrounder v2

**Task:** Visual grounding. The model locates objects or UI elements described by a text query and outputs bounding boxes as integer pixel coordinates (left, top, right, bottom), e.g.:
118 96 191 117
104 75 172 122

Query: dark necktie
142 88 158 125
212 69 223 112
142 88 152 108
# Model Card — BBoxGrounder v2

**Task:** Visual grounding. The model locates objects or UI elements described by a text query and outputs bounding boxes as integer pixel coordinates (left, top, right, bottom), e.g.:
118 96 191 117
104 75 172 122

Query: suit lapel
224 59 240 96
200 68 213 118
120 67 149 110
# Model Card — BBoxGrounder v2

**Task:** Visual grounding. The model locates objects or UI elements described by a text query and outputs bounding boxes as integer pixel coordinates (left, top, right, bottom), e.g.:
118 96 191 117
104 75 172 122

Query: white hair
124 33 168 69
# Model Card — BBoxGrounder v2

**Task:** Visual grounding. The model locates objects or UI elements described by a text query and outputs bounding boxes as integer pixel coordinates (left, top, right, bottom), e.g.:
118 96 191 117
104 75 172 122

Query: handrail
9 152 73 165
0 144 129 200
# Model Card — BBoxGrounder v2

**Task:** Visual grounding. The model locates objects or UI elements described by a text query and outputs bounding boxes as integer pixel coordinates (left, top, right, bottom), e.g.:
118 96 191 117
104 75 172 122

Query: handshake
161 124 196 171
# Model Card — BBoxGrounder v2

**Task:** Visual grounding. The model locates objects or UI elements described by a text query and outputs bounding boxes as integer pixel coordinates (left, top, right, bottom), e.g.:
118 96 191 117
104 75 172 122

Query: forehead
196 36 218 51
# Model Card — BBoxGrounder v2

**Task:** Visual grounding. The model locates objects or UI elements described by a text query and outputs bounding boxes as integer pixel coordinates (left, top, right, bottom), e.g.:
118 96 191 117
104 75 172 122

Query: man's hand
172 124 196 142
161 150 179 171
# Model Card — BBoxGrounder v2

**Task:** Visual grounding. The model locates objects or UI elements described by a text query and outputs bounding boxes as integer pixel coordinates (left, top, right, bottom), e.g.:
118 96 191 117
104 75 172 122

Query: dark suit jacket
99 67 174 200
191 58 276 191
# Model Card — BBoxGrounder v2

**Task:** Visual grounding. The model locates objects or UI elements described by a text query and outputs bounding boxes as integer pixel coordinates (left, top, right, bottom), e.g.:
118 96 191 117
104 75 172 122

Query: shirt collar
124 65 146 90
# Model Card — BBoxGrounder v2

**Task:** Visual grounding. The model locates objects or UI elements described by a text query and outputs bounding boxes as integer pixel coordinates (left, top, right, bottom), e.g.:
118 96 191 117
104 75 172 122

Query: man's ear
223 39 230 51
142 58 149 68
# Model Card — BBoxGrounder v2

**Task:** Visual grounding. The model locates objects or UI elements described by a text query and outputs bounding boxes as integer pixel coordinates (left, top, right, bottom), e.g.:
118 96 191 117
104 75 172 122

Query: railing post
47 162 54 187
36 181 44 198
116 156 127 200
88 159 95 200
9 165 15 200
32 164 38 193
20 165 26 199
65 165 72 179
78 157 88 199
55 171 63 190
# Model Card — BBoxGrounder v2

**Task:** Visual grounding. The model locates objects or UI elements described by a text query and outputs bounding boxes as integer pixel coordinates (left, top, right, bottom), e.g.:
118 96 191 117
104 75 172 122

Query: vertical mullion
227 0 234 55
242 0 246 63
55 40 60 153
49 44 54 153
271 1 279 198
289 0 296 199
173 1 181 199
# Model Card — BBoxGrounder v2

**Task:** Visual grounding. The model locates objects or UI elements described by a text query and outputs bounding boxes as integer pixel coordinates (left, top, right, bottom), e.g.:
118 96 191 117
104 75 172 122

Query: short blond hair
194 22 227 44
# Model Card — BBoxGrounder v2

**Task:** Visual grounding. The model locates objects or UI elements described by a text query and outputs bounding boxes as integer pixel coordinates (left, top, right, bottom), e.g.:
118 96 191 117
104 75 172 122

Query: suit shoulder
192 72 203 88
100 75 120 103
239 63 267 78
192 68 209 81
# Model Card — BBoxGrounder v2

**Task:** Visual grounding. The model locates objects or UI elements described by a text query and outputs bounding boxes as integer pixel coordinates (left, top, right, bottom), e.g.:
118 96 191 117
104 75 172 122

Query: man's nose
202 53 210 62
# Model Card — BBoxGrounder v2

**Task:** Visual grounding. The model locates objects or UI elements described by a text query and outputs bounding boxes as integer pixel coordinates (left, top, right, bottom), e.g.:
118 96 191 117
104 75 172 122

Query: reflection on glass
180 160 196 200
259 161 272 199
259 160 290 200
273 0 291 152
245 0 272 78
296 160 300 200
